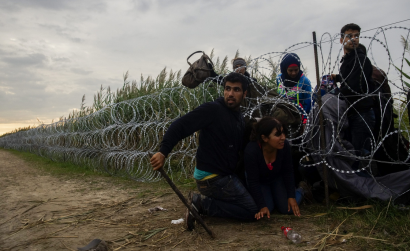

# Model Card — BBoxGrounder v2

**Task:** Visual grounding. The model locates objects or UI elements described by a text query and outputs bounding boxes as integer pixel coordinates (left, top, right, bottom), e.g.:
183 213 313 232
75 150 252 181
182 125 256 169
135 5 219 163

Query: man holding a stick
151 72 258 230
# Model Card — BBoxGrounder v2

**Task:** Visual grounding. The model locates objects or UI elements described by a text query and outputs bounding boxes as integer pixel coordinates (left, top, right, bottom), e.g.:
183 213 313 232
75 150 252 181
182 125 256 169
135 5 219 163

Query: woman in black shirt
244 117 304 219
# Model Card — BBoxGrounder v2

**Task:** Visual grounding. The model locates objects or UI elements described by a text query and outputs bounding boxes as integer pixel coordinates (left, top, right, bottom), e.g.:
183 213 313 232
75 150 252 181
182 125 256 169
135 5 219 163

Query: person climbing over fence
276 53 312 125
150 72 258 231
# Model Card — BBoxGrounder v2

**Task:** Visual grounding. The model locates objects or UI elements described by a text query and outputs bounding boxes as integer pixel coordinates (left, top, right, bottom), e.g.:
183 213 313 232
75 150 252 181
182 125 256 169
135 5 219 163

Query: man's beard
224 95 243 110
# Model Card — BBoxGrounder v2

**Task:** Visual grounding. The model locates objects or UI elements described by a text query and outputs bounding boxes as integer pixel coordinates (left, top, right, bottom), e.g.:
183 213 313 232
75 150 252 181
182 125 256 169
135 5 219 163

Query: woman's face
286 66 300 79
263 128 286 149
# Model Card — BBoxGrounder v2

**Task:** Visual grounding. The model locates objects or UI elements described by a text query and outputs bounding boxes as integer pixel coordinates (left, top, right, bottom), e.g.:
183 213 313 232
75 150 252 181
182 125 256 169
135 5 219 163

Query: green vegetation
66 49 279 120
308 201 410 250
396 35 410 89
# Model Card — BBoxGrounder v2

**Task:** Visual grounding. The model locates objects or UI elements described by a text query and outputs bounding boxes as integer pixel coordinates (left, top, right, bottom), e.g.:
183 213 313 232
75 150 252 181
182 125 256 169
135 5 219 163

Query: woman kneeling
245 117 304 220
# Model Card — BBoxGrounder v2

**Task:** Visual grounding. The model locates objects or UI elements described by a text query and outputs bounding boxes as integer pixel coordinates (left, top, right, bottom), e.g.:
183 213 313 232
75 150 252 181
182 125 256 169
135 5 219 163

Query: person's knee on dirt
244 117 307 220
150 72 258 230
276 53 313 125
330 23 376 159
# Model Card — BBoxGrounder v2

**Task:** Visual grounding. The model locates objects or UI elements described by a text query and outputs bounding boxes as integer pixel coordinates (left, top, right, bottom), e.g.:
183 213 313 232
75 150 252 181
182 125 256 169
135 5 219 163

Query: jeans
348 108 375 156
260 177 304 215
196 175 258 220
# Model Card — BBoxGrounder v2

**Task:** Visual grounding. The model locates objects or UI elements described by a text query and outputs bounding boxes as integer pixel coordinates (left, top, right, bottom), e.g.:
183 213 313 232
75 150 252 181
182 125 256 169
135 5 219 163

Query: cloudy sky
0 0 409 135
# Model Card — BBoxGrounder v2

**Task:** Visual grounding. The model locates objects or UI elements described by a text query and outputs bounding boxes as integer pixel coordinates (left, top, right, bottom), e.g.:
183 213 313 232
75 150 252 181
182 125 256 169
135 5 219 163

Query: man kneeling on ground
150 72 258 230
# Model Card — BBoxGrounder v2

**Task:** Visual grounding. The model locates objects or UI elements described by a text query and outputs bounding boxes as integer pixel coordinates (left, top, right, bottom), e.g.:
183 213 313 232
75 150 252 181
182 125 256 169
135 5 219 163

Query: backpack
248 89 302 138
182 51 214 89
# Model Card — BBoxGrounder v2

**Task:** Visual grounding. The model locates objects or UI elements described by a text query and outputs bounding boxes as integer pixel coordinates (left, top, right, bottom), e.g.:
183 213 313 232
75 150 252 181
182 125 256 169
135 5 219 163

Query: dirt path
0 149 356 251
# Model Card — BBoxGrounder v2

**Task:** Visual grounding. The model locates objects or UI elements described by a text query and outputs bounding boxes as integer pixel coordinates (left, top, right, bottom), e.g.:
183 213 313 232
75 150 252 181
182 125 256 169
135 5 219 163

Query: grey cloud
0 0 107 12
39 24 84 43
0 76 117 124
2 53 48 67
53 57 71 63
71 68 93 75
85 1 106 13
131 0 152 12
180 15 197 24
0 0 72 11
69 37 84 43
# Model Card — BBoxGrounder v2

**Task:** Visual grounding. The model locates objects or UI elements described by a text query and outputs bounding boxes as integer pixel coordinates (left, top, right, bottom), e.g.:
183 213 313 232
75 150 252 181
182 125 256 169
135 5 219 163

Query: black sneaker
185 192 203 231
185 191 196 230
191 193 203 214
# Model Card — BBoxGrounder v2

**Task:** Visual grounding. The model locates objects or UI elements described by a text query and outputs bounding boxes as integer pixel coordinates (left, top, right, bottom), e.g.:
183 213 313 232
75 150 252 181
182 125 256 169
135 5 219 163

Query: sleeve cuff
159 146 171 158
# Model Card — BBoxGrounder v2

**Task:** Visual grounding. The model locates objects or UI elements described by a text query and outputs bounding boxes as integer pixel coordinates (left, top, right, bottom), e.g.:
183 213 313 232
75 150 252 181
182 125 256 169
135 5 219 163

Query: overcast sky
0 0 409 135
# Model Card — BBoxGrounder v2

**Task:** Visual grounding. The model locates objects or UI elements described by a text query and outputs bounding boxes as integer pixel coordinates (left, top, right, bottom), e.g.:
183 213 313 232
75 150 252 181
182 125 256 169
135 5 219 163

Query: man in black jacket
331 23 375 159
150 72 258 230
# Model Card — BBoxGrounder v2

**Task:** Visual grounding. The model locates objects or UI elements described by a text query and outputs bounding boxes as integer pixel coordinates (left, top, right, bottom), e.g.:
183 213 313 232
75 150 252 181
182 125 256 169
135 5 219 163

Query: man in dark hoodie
150 72 258 230
331 23 375 158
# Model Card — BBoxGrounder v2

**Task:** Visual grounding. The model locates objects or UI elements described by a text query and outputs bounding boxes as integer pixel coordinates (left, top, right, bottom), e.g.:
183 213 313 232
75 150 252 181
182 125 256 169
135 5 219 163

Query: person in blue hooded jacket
276 53 312 124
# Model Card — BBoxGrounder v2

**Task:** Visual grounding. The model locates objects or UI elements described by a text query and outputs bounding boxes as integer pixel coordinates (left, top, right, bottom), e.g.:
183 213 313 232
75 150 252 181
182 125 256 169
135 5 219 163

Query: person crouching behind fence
244 117 308 219
150 72 258 230
276 53 312 125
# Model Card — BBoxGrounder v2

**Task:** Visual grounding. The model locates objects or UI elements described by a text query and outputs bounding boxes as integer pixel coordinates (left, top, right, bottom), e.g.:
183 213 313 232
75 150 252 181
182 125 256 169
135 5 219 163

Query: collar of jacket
215 97 242 114
341 48 365 63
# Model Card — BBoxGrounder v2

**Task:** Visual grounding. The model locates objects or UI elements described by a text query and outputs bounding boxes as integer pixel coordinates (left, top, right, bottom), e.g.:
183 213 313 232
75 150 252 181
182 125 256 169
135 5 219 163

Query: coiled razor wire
0 28 410 195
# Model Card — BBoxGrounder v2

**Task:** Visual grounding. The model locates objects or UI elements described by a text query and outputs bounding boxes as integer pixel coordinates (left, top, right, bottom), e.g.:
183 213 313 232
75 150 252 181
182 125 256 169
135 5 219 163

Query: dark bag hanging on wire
182 51 214 89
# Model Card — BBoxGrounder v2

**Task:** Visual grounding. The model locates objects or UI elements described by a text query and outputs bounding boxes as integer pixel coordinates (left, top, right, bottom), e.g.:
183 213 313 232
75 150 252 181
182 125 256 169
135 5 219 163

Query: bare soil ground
0 149 363 251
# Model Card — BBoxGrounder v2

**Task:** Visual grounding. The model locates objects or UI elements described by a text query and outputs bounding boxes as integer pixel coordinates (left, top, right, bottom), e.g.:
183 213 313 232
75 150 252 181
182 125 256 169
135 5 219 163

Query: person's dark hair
341 23 361 37
250 116 286 143
223 72 248 92
357 43 367 54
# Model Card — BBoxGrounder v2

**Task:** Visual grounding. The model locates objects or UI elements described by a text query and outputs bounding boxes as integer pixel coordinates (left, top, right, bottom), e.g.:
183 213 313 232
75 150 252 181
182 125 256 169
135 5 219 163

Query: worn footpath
0 149 360 250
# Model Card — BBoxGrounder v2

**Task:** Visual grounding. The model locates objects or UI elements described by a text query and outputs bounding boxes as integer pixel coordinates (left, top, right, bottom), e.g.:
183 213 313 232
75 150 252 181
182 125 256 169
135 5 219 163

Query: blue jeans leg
260 177 303 215
196 175 258 220
260 183 274 212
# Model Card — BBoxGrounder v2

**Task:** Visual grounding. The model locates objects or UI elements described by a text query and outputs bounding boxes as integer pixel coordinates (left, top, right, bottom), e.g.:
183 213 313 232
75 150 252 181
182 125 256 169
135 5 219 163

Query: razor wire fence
1 27 410 192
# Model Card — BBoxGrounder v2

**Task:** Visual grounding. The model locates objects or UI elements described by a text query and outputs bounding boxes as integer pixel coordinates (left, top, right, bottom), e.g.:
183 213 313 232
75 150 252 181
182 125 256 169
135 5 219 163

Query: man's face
340 29 360 52
234 65 246 75
223 81 247 110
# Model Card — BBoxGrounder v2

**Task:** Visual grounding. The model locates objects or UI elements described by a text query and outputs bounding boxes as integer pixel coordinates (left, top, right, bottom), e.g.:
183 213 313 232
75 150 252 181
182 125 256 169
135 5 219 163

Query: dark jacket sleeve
244 144 267 210
159 102 217 156
340 54 373 95
281 142 296 198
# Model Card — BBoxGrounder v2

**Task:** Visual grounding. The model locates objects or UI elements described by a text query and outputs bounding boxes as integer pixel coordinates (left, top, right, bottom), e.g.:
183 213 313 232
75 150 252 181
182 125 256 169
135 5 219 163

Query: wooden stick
158 167 215 238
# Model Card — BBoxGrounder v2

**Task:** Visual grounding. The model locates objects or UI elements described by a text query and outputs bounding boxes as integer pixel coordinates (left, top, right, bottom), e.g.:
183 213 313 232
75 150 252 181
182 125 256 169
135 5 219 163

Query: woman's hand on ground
150 152 165 171
255 207 270 220
288 198 301 217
